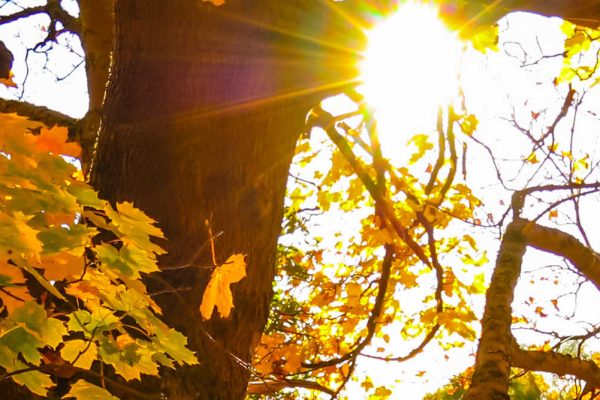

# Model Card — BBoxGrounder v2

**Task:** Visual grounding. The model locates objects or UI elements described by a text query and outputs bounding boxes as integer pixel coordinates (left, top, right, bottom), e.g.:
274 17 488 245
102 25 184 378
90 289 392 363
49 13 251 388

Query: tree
1 1 600 399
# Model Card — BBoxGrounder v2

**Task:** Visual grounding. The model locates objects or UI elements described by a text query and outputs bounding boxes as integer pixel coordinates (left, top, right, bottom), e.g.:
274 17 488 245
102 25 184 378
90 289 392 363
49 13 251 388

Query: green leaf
64 379 120 400
153 328 198 366
0 340 54 397
97 336 159 381
95 243 159 280
66 180 107 209
38 224 94 255
105 202 165 256
13 369 53 396
0 212 42 261
0 326 41 364
67 309 119 338
10 301 67 348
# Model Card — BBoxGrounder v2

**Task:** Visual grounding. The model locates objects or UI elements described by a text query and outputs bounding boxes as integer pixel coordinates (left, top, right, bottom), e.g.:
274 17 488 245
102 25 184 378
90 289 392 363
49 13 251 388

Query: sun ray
358 0 463 149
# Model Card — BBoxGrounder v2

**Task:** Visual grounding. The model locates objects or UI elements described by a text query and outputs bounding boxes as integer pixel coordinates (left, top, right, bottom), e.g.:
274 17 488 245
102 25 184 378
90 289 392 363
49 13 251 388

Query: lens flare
360 1 463 136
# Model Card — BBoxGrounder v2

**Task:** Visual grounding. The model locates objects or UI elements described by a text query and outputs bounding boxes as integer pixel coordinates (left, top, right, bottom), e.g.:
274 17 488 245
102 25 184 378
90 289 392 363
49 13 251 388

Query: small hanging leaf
200 254 247 319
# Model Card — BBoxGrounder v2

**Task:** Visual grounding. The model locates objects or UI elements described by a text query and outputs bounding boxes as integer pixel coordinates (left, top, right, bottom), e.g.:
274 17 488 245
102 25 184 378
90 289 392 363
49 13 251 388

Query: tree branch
303 246 393 369
511 342 600 390
517 219 600 292
247 378 334 396
0 1 81 34
307 106 432 268
0 98 81 142
0 5 46 26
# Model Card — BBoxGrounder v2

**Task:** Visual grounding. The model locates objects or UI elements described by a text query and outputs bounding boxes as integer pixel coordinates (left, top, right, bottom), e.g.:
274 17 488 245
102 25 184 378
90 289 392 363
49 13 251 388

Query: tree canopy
1 1 600 399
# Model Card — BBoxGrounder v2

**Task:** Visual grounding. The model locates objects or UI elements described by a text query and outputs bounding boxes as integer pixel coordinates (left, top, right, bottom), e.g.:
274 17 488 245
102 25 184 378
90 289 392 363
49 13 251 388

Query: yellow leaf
525 152 539 164
460 114 478 135
470 24 499 53
0 212 42 262
200 254 246 319
61 339 98 369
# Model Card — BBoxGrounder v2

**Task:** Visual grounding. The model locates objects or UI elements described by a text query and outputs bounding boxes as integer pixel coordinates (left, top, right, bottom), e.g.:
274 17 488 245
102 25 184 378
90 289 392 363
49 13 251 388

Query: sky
2 1 600 399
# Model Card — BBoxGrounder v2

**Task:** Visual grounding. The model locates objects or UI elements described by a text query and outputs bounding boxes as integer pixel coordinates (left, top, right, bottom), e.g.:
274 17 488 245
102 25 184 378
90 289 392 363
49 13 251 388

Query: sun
359 1 463 139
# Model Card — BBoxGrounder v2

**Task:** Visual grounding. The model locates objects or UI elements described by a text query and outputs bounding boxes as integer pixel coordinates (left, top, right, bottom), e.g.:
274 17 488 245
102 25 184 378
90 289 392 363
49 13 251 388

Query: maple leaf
66 380 119 400
35 126 80 158
200 254 246 319
0 212 42 262
61 339 98 369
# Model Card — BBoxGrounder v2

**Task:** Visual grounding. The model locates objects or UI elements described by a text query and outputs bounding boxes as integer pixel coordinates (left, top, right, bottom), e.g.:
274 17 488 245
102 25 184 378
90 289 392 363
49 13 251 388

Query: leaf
18 260 67 301
0 72 17 88
153 328 198 366
470 24 499 53
407 134 433 163
61 339 98 369
0 211 43 262
95 243 147 280
200 254 247 319
35 126 80 158
10 301 67 348
64 380 120 400
97 335 158 381
0 326 42 364
104 202 165 255
460 114 478 135
66 181 106 209
40 253 85 281
525 152 539 164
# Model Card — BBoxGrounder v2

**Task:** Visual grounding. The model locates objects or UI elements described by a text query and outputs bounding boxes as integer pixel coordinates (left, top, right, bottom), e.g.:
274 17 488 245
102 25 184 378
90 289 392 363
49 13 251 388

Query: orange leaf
40 253 84 281
0 71 17 88
35 126 81 158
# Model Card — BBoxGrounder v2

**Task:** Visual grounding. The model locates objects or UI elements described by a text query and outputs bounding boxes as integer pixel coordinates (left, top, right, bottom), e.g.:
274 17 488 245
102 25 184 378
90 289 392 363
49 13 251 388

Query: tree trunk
90 1 363 398
464 221 527 399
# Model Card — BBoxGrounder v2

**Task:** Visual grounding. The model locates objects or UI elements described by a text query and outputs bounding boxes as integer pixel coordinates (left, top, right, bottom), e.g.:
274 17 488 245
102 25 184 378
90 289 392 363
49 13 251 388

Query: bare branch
0 5 46 26
511 342 600 390
518 219 600 292
247 378 334 396
0 1 80 34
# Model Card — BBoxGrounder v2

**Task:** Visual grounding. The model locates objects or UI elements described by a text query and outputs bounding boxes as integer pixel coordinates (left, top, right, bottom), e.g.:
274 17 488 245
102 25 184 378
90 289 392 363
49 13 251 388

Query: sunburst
359 1 463 141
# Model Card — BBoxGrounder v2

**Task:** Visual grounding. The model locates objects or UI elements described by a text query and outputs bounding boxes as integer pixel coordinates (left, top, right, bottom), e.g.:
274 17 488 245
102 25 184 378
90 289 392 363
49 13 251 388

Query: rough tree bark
90 1 366 399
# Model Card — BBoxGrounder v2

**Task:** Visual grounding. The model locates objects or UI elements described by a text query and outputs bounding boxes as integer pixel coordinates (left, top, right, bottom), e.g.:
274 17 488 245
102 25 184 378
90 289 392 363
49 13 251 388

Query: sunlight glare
360 2 462 140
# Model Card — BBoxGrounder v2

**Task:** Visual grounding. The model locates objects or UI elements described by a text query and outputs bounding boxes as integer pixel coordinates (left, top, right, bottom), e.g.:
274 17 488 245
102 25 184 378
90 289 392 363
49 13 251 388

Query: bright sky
2 1 600 399
291 3 600 398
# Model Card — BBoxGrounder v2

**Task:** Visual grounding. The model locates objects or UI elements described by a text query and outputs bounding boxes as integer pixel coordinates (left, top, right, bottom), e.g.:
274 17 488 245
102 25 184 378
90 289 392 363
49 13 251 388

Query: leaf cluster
0 114 197 399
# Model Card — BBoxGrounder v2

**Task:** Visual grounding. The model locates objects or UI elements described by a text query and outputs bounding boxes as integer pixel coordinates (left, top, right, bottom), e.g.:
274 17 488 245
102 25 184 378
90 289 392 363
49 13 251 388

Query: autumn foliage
2 1 600 400
0 114 196 398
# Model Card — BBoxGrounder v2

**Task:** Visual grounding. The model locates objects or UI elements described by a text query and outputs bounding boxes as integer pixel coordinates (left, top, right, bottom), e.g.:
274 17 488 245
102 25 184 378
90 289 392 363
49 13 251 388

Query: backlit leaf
65 380 120 400
200 254 247 319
